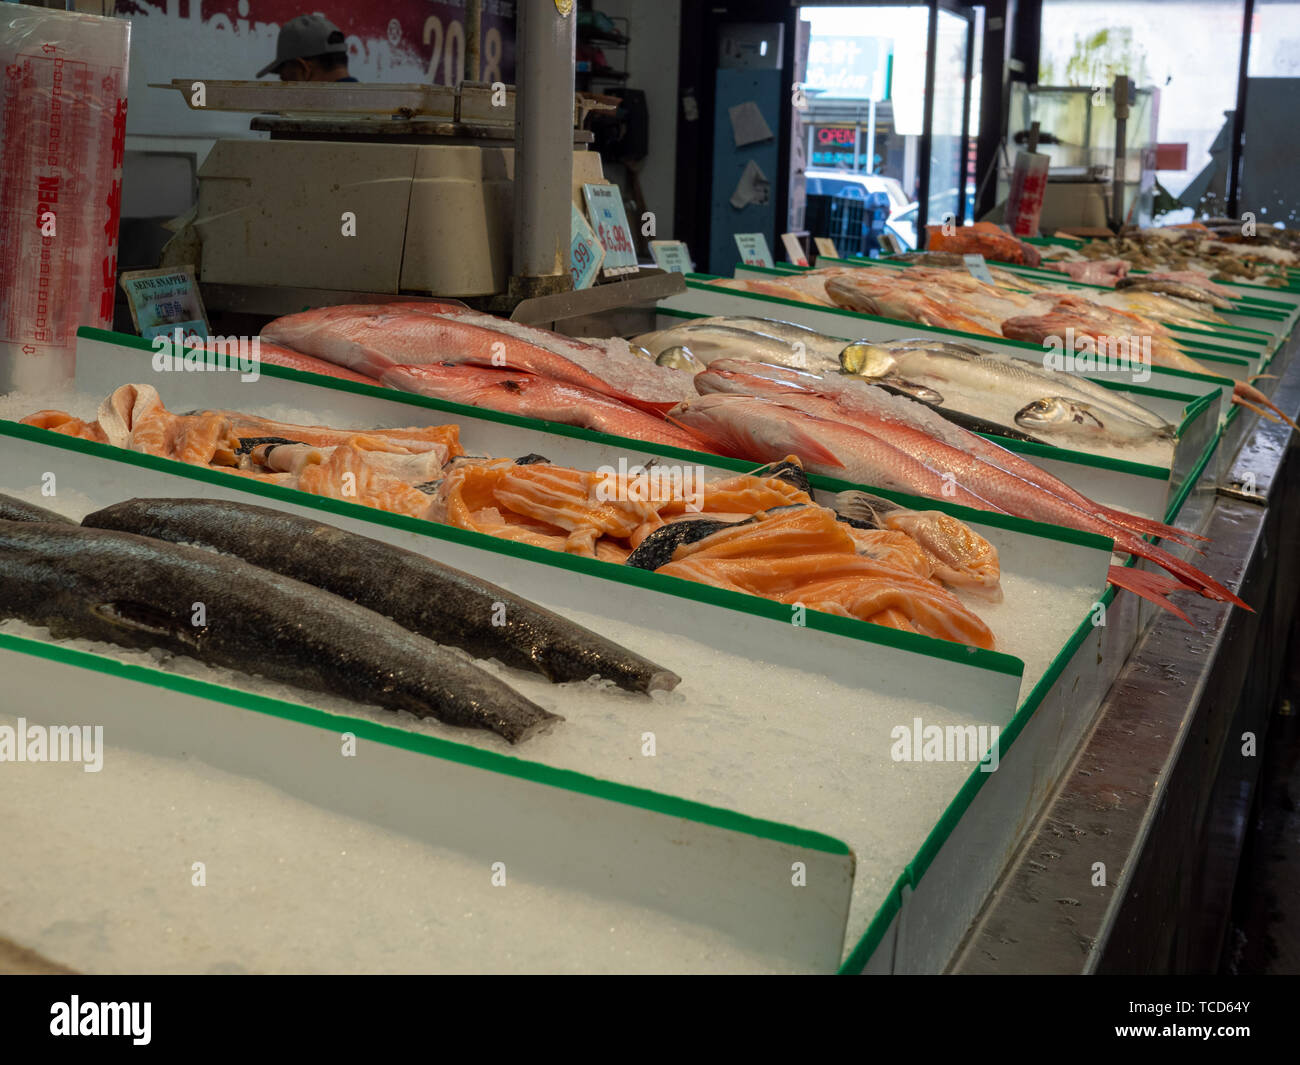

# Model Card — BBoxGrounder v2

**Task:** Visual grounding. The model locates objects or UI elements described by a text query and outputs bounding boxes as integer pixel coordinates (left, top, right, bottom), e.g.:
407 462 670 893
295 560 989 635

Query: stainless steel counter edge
949 335 1299 975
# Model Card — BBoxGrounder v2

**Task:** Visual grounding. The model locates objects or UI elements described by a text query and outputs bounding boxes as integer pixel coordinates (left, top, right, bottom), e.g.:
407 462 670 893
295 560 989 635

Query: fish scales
0 492 75 524
81 498 681 694
0 520 559 743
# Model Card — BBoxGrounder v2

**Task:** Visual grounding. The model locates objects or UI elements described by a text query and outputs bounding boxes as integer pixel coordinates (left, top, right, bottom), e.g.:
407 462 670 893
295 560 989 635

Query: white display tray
0 327 1123 972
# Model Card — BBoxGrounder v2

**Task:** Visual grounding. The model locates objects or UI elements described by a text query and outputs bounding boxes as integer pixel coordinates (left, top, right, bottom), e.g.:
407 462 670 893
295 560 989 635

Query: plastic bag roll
0 9 130 392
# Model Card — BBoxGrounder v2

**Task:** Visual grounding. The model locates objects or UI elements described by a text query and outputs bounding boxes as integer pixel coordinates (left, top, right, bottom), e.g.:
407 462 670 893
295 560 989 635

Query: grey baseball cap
256 14 348 78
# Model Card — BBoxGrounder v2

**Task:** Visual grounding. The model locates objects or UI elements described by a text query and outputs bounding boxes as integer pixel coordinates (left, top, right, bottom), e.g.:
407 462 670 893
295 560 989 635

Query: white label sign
650 240 693 274
963 253 995 284
582 183 639 276
119 265 209 340
734 232 774 268
813 237 839 258
781 233 809 267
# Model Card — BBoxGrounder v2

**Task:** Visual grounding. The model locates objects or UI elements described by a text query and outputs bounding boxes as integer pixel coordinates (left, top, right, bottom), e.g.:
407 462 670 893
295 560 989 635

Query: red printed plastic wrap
0 9 130 391
1004 150 1050 239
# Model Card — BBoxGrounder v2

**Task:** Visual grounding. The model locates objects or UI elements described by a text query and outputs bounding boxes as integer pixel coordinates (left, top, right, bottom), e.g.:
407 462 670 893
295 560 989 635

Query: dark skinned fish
82 498 680 694
0 492 75 524
0 520 559 743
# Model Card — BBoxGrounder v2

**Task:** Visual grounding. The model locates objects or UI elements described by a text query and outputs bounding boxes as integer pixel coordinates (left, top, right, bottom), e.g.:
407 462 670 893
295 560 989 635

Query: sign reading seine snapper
151 330 261 383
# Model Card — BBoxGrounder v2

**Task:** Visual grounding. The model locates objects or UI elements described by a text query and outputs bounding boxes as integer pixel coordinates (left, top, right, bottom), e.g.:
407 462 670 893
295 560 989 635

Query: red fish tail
1118 533 1252 611
1097 505 1210 545
1106 565 1194 625
1234 381 1300 433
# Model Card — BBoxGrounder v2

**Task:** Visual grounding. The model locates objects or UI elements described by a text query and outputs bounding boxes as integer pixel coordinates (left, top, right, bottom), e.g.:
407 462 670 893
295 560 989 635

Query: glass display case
1000 82 1160 228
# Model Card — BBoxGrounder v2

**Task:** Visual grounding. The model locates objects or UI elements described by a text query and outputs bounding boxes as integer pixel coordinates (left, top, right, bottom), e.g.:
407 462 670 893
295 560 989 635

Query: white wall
599 0 681 234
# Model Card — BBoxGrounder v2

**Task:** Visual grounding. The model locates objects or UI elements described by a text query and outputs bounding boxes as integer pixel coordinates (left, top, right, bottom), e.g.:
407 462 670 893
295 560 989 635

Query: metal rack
576 15 630 88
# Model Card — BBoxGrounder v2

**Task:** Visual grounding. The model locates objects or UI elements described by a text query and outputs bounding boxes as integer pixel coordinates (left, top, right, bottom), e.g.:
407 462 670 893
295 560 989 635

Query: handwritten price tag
781 232 808 267
119 265 210 340
734 232 774 268
650 240 693 273
582 183 639 276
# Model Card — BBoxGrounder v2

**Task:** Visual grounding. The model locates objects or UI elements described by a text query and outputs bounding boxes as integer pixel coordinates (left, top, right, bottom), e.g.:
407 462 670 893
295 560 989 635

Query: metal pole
959 10 974 224
866 97 876 174
1228 0 1255 219
917 0 939 238
1112 74 1129 230
511 0 575 298
466 0 482 84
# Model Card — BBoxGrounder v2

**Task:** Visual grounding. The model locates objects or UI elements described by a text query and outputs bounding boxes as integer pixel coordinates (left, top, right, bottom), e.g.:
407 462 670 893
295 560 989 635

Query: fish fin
90 601 201 647
626 397 683 417
1233 397 1284 424
1234 381 1300 433
1117 534 1253 612
1097 506 1211 545
785 420 847 469
661 412 742 458
1106 566 1194 625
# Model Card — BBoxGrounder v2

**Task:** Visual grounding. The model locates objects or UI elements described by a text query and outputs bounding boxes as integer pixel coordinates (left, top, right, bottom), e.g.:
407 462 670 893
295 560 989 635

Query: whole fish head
656 346 705 373
839 342 897 378
1015 397 1108 434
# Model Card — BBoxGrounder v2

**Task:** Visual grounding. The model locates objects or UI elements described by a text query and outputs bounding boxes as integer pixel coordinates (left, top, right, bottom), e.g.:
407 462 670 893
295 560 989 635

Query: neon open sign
816 127 855 146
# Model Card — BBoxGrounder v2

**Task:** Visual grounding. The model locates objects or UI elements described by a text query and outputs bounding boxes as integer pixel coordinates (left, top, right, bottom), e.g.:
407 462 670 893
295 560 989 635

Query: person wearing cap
257 14 358 82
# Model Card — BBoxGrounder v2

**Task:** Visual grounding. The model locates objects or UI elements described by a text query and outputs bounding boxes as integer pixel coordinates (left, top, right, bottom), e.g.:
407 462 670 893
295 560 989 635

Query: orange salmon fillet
20 410 109 444
294 440 434 519
216 412 463 457
656 506 995 649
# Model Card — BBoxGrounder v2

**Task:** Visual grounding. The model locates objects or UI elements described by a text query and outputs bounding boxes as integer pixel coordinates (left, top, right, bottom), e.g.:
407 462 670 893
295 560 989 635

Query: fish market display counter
0 324 1293 974
951 333 1300 974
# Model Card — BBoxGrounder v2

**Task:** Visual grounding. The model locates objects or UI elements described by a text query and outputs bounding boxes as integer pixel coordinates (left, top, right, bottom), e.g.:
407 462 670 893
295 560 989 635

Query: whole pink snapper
381 363 716 453
667 393 1000 509
691 361 1248 612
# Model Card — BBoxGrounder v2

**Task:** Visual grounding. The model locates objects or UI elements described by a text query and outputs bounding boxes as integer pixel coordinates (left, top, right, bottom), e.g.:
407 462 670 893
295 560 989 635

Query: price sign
582 183 639 276
570 203 604 290
119 265 209 340
649 240 693 274
963 253 995 284
734 232 774 268
813 237 839 258
781 232 809 267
